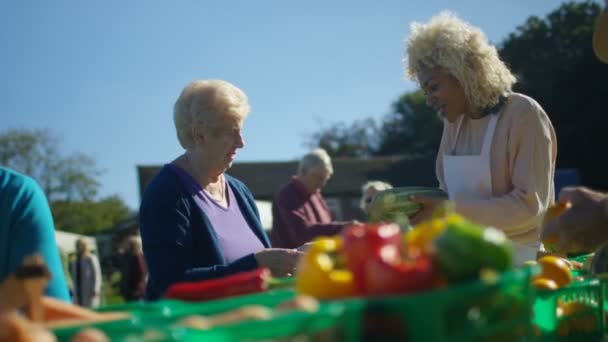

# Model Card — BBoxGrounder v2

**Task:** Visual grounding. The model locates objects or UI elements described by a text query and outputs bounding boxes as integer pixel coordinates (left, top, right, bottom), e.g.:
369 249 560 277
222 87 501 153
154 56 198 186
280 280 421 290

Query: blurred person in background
0 166 70 302
140 80 301 301
360 180 393 217
70 239 101 308
119 236 147 302
271 148 362 249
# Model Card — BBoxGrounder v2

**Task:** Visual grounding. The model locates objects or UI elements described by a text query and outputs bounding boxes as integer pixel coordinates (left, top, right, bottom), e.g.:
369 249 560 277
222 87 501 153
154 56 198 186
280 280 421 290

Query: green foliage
307 90 441 158
51 196 133 235
376 90 442 158
306 118 379 157
499 0 608 189
309 1 608 193
0 128 101 201
0 128 133 234
102 271 125 306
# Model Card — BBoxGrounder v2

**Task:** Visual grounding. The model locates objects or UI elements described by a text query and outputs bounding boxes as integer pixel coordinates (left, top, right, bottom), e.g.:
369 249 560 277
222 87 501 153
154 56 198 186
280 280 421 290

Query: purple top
168 164 265 263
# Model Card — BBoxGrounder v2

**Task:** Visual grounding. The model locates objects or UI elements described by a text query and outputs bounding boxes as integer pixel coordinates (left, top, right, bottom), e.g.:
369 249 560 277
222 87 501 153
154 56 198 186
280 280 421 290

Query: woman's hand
409 196 446 225
541 186 608 253
254 249 303 277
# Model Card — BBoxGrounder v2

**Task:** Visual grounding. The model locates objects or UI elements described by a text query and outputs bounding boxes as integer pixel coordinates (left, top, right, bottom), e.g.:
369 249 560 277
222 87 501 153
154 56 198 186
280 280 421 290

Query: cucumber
368 187 447 222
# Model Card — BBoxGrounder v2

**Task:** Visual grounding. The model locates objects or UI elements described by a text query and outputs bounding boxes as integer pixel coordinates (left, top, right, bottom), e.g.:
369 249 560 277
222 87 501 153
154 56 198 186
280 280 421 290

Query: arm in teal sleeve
10 176 71 302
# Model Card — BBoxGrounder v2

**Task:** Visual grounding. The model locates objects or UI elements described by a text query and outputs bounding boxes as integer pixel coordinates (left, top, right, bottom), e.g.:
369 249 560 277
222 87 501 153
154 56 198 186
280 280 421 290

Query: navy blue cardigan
139 165 271 300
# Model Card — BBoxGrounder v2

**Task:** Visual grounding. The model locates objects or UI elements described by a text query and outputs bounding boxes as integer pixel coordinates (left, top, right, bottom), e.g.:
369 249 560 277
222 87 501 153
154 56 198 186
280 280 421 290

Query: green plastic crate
54 324 229 342
54 289 332 342
335 267 536 342
95 299 190 318
51 290 295 341
184 301 348 341
569 253 593 277
63 289 344 341
533 278 604 341
150 288 347 341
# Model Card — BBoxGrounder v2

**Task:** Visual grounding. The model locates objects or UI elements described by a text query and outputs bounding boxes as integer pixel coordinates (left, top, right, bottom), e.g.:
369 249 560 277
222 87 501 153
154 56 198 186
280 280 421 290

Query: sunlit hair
174 80 250 149
297 148 333 176
126 236 143 254
360 180 393 211
76 238 89 253
405 11 516 111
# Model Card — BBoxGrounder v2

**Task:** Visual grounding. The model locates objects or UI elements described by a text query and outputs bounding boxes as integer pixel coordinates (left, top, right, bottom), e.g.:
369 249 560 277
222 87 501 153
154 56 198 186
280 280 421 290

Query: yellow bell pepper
295 237 358 299
406 213 462 253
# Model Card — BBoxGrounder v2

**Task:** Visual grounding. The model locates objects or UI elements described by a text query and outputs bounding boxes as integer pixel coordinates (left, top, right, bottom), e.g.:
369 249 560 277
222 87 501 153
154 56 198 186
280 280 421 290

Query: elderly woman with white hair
360 180 393 216
405 13 557 263
140 80 301 300
270 148 361 249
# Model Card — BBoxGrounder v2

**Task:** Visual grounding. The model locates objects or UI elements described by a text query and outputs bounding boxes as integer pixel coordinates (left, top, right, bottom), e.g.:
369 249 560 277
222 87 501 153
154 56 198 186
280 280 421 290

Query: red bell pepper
364 244 436 296
342 223 402 293
164 268 270 302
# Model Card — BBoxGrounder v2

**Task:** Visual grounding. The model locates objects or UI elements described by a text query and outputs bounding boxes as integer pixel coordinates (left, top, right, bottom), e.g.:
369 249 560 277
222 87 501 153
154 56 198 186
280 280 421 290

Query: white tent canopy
55 230 98 255
255 200 273 231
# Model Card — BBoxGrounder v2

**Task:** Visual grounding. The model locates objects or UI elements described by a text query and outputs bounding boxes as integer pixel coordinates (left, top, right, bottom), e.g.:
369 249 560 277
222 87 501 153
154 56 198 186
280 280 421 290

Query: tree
499 0 608 190
0 128 132 234
306 118 379 157
51 196 132 235
308 1 608 193
0 128 101 201
376 90 442 158
306 90 442 159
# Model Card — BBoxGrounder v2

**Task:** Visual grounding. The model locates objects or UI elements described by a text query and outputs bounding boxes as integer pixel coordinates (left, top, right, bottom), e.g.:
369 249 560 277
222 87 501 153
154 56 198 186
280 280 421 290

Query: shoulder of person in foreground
0 167 71 302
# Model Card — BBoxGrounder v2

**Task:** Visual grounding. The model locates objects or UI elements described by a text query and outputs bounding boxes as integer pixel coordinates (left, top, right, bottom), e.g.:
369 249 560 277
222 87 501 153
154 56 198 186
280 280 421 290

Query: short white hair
173 80 250 149
297 148 333 175
360 180 393 210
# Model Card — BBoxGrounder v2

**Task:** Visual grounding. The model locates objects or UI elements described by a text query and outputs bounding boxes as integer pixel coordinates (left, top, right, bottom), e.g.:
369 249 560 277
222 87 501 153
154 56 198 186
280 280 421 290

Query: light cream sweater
436 93 557 244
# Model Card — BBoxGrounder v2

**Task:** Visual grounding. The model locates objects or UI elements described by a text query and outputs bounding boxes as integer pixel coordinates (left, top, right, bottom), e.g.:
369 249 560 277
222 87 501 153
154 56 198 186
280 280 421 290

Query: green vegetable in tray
434 220 513 282
368 187 447 229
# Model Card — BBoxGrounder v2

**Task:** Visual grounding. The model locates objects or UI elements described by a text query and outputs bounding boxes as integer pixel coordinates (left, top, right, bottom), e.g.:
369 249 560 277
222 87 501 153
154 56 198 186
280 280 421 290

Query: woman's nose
236 132 245 148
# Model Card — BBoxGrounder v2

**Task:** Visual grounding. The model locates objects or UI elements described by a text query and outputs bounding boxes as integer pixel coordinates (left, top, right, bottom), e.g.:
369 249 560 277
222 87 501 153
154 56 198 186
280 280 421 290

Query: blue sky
1 0 594 209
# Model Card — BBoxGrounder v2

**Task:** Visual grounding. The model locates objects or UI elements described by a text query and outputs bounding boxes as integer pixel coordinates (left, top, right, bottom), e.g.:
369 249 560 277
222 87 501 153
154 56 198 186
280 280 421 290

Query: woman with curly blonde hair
405 12 557 263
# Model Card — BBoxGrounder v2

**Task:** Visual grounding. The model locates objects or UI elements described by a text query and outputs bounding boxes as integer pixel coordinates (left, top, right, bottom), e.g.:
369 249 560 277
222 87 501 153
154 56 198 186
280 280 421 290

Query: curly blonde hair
173 80 250 150
405 12 516 110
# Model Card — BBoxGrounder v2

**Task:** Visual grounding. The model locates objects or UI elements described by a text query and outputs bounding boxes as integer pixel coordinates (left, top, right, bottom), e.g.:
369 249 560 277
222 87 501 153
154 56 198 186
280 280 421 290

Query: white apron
443 114 538 265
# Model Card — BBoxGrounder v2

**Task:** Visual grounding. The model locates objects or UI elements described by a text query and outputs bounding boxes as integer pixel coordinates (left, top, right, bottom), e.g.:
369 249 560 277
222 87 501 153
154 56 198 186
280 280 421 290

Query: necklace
183 154 226 203
205 175 226 203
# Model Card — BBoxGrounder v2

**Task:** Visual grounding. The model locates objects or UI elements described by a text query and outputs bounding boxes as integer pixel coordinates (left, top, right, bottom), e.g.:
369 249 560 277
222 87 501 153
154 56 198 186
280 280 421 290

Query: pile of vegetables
296 212 514 299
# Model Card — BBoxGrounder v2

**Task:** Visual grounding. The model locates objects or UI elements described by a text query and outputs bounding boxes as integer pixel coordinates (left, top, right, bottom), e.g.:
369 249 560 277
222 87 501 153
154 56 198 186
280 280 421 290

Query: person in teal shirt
0 167 70 301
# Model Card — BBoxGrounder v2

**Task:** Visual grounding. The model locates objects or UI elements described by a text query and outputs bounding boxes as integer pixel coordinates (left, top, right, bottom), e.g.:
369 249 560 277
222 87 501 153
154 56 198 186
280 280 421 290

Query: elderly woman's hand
541 186 608 254
254 249 303 278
